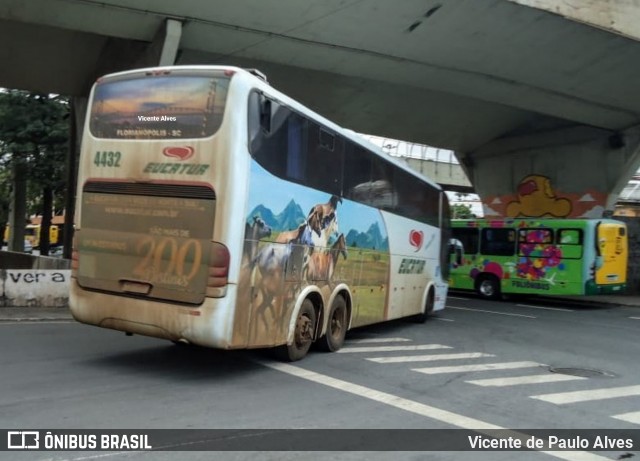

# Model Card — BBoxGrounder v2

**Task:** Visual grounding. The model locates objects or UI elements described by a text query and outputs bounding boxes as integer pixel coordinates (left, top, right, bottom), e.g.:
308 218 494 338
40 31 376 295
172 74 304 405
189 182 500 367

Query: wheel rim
480 280 494 297
294 313 313 348
329 306 345 340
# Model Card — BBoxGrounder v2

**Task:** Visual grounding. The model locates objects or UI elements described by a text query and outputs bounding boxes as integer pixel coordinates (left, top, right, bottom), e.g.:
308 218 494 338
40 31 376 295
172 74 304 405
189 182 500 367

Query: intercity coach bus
70 66 451 361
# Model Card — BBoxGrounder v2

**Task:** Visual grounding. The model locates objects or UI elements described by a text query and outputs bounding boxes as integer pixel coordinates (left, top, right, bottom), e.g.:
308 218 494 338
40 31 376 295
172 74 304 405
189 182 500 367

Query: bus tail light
206 242 230 298
71 234 79 277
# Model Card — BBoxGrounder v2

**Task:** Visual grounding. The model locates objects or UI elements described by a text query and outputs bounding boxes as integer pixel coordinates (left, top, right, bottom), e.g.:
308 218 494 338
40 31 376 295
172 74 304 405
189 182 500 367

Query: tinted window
305 123 342 195
250 98 307 181
452 227 479 254
249 93 443 226
343 143 372 202
481 228 515 256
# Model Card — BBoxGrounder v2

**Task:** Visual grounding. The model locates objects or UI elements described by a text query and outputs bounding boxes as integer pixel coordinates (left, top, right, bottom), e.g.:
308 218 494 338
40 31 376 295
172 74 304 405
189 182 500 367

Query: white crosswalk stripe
367 352 494 364
344 338 640 427
350 337 412 344
413 361 543 375
466 373 587 387
531 385 640 404
611 411 640 425
337 344 452 353
344 338 640 428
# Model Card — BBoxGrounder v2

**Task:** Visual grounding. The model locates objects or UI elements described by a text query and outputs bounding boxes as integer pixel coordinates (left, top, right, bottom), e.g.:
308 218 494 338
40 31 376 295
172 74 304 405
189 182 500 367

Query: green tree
451 203 475 219
0 90 69 254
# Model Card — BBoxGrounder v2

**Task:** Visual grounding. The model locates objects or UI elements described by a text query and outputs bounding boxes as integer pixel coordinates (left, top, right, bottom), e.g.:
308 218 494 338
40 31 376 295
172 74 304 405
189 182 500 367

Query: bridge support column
457 126 640 219
153 19 182 67
133 18 183 68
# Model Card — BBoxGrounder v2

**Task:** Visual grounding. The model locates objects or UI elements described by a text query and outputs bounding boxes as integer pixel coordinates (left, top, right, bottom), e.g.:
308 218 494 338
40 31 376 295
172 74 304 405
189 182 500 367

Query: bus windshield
89 73 230 139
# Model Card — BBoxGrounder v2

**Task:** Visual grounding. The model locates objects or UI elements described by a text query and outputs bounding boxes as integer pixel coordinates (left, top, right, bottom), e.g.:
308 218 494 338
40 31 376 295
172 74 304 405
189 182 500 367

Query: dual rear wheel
275 295 348 361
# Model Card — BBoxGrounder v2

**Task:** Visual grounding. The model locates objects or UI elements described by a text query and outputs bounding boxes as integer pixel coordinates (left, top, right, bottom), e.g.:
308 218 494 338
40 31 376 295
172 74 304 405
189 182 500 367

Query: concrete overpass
2 0 640 218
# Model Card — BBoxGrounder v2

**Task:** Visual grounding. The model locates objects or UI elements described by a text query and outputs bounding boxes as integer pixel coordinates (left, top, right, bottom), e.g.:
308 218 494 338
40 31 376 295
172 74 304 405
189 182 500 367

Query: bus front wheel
318 295 348 352
476 275 501 300
275 299 317 362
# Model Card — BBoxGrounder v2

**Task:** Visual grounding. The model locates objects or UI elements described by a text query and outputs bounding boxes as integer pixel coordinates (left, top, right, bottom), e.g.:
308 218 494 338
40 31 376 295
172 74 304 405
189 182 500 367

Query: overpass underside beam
92 18 183 80
459 126 640 219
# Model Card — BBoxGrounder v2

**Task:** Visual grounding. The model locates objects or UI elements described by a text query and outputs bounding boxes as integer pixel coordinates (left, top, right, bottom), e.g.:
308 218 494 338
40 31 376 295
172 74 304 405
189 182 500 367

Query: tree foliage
0 90 69 251
451 202 475 219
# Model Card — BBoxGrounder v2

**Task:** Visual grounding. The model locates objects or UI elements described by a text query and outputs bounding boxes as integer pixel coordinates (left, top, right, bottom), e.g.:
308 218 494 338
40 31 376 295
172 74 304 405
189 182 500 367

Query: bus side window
558 228 581 244
248 91 266 151
481 228 516 256
557 228 583 259
343 143 373 203
452 227 479 254
369 157 395 210
249 94 308 182
304 123 342 195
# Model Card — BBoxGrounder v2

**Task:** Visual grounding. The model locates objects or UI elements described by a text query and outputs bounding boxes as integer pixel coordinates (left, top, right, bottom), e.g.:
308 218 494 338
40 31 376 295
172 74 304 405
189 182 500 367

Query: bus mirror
260 98 272 133
449 239 463 265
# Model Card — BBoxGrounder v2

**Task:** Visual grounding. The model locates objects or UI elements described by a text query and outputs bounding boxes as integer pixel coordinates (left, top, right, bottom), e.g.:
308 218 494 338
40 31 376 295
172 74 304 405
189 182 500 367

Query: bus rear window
89 74 229 139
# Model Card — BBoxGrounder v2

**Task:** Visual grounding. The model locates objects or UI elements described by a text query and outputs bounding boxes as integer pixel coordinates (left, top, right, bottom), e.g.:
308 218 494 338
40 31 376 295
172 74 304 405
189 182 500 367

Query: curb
0 307 73 322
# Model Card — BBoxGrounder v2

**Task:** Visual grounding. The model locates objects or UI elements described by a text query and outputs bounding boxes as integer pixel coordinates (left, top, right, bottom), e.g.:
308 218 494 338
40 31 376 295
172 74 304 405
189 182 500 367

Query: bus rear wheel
318 295 347 352
476 275 501 300
275 299 316 362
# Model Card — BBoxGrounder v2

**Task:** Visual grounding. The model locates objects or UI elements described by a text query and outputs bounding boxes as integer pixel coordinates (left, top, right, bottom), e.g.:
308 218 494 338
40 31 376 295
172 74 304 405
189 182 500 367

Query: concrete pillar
457 125 640 218
158 19 182 66
135 18 183 68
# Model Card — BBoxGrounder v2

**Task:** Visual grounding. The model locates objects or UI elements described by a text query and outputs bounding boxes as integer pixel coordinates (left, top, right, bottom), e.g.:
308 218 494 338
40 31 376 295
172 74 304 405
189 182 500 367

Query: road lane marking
630 317 640 320
413 361 543 375
433 317 455 322
611 411 640 425
262 361 610 461
337 344 452 353
350 337 412 344
447 306 536 319
516 304 574 312
466 373 587 387
368 352 494 364
531 385 640 404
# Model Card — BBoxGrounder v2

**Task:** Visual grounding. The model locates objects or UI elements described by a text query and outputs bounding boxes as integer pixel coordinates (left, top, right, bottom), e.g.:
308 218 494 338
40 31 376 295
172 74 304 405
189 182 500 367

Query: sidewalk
0 307 73 322
540 295 640 308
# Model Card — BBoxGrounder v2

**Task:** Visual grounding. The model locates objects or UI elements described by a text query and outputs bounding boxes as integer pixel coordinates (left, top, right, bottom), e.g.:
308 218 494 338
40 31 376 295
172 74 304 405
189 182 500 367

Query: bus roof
452 217 625 227
94 65 444 193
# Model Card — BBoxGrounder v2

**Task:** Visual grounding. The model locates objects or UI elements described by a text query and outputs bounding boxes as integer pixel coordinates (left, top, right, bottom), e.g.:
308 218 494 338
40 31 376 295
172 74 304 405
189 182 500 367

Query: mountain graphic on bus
247 200 389 251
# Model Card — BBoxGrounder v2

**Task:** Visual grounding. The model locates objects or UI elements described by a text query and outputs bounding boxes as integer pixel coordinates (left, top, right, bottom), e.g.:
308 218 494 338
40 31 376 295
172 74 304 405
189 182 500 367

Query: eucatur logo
162 146 195 161
409 230 423 251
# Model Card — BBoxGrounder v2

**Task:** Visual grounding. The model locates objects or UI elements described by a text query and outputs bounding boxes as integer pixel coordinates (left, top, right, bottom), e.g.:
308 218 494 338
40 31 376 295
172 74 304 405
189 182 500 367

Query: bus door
595 222 627 285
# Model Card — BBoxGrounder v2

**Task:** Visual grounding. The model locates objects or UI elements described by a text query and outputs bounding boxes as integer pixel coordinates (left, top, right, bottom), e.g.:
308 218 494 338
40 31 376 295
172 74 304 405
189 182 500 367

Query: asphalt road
1 294 639 461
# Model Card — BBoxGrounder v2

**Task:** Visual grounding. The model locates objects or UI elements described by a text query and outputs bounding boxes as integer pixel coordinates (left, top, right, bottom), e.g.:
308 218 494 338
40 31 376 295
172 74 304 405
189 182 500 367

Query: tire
275 299 317 362
476 275 501 300
318 296 348 352
411 287 434 323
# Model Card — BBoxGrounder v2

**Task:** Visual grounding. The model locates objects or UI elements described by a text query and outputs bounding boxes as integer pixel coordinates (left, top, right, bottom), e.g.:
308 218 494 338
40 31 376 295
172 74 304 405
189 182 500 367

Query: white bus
70 66 450 361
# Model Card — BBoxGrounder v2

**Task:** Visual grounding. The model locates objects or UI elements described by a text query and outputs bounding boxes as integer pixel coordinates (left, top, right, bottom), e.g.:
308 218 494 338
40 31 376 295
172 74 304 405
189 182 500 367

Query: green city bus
449 218 627 299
